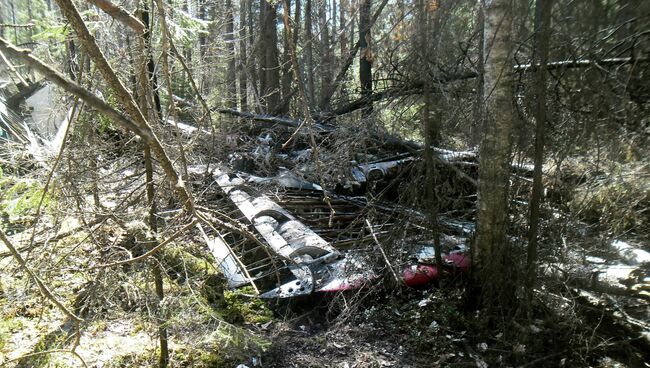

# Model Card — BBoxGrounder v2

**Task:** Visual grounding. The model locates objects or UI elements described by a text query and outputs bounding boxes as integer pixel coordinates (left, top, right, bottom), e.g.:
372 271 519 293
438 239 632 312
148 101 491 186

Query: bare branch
217 108 335 132
319 0 390 110
325 57 647 118
86 0 145 34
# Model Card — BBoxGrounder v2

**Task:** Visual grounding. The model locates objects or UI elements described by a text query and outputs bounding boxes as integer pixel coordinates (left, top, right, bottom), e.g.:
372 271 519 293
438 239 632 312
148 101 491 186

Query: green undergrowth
160 244 273 325
113 287 271 368
222 286 274 324
0 171 56 234
162 245 219 283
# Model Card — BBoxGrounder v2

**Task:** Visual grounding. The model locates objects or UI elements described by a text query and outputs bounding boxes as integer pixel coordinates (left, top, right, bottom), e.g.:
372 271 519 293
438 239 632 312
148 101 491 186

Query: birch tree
475 0 516 316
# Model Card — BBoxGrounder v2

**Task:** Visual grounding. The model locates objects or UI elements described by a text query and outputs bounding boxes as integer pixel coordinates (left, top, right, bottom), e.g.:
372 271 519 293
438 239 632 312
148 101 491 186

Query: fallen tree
321 56 648 119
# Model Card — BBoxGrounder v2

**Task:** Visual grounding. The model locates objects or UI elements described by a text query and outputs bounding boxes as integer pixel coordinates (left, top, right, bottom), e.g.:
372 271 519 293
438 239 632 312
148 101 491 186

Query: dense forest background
0 0 648 366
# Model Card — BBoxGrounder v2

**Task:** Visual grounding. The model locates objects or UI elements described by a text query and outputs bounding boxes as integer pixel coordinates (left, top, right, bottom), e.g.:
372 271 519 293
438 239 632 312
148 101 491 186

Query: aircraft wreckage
185 112 480 298
193 165 472 298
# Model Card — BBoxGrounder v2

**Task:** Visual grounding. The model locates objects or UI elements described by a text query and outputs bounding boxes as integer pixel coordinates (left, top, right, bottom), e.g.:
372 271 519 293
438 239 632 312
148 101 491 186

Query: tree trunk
239 0 248 111
318 0 332 110
198 0 207 58
475 0 515 317
247 0 259 106
423 89 443 276
359 0 372 117
319 0 387 112
259 0 268 104
525 0 553 311
144 145 169 368
259 0 281 111
292 0 301 56
26 0 34 44
331 0 336 60
418 0 443 276
10 1 18 44
140 1 163 120
338 0 347 99
279 0 292 115
225 0 237 109
0 0 5 39
142 4 174 363
65 39 79 81
472 3 484 147
305 0 315 105
155 0 188 177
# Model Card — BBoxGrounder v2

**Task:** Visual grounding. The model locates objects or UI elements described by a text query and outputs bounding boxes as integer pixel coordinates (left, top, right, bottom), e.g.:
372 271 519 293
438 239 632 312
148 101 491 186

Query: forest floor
1 157 649 367
0 257 485 368
3 241 646 368
1 89 648 366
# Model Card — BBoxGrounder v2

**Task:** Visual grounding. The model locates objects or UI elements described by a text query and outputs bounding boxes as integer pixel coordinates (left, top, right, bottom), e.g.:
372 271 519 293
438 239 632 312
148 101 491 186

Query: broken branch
324 57 647 118
86 0 145 34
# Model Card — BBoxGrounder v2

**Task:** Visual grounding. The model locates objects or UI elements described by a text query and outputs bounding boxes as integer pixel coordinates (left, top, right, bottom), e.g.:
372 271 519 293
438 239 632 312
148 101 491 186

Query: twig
365 219 400 283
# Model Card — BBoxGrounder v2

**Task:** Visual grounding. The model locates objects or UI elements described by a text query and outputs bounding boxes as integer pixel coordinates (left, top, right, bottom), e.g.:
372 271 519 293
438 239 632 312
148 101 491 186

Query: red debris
402 253 470 287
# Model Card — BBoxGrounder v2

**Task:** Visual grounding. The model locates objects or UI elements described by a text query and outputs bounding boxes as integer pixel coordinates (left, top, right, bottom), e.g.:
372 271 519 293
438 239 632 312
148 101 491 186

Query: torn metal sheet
207 234 250 288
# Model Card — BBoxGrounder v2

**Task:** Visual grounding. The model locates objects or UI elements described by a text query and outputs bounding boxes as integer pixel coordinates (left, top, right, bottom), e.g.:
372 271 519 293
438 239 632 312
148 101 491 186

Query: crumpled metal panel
212 167 359 298
207 166 473 298
214 168 340 262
